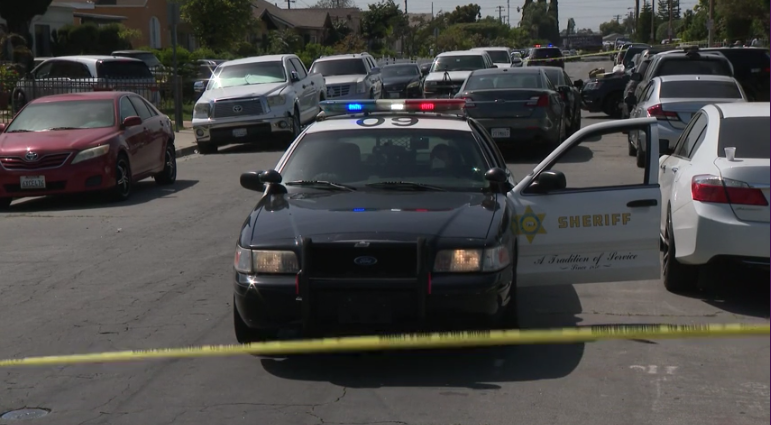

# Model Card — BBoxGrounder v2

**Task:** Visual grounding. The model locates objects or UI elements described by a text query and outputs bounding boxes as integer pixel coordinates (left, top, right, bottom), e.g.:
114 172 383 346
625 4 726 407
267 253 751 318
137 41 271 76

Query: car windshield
310 59 367 76
382 65 419 78
207 61 286 89
432 55 486 72
657 58 733 76
486 50 511 63
717 117 770 159
114 52 161 68
465 72 543 90
660 81 742 98
280 128 491 191
6 100 116 132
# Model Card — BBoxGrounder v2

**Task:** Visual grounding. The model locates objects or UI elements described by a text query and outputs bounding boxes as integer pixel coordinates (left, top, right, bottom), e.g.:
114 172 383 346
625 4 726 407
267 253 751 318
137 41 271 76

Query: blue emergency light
319 99 467 115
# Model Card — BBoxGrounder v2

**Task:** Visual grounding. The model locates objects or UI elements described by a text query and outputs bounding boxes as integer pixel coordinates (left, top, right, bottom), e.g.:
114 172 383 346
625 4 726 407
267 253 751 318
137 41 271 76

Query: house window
149 16 161 48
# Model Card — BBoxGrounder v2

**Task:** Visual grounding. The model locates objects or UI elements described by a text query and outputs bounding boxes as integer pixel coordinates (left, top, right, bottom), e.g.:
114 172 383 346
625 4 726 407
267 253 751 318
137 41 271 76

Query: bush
298 43 334 69
52 23 132 55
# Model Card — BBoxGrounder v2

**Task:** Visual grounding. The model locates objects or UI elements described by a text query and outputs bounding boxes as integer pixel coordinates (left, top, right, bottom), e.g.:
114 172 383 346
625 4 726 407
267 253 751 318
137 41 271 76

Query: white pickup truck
191 54 326 154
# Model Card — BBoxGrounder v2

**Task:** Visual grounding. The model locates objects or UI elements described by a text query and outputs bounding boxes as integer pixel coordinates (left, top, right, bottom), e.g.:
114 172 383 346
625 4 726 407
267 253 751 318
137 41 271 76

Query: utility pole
634 0 639 30
650 0 655 43
613 14 622 23
496 5 504 23
506 0 511 27
667 0 673 42
285 0 294 9
707 0 714 46
431 2 433 18
404 0 407 14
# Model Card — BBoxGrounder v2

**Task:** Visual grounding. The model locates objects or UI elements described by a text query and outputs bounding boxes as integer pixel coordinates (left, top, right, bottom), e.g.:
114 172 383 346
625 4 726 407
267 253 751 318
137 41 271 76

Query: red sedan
0 91 176 209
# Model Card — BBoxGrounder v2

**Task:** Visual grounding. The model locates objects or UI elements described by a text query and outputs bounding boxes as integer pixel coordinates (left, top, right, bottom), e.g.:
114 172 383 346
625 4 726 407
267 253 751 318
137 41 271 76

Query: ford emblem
353 256 378 266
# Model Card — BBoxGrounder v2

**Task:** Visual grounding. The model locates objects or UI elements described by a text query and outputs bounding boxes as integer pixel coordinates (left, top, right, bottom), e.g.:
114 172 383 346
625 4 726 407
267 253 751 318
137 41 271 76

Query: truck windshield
432 56 486 72
310 59 367 76
207 61 286 89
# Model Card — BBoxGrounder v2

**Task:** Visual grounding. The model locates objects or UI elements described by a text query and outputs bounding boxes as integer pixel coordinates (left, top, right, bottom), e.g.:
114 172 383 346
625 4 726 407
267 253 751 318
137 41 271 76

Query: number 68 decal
356 117 418 127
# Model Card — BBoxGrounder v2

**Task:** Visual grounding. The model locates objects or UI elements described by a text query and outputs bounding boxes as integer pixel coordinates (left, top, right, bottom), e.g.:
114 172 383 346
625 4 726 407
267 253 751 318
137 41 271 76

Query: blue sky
294 0 699 32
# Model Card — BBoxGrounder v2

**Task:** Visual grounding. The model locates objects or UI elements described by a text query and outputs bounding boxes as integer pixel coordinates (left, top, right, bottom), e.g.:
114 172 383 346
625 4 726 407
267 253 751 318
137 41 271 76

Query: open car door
510 117 662 286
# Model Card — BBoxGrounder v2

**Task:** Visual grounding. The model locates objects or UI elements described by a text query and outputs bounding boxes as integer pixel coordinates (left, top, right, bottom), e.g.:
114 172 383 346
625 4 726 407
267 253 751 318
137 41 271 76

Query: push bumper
192 115 294 145
474 118 558 144
0 153 115 199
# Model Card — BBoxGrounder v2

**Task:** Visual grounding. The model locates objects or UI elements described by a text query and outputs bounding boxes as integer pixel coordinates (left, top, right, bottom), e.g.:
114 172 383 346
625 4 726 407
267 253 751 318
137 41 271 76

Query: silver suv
309 53 382 100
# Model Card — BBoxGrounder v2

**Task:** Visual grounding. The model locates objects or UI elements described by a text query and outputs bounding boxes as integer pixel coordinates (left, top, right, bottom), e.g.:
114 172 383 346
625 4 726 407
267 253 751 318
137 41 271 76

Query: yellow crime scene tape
525 50 621 62
0 323 767 367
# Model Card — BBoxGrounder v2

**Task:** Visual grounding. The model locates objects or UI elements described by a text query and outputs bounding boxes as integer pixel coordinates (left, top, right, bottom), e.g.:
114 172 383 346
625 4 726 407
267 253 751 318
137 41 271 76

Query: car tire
0 197 11 210
233 297 277 344
197 142 217 155
154 143 177 185
110 154 132 202
662 209 699 293
628 136 637 156
635 140 645 168
603 92 622 119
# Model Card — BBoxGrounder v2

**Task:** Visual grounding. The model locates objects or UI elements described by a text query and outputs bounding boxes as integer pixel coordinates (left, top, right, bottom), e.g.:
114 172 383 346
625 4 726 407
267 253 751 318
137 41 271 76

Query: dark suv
701 47 769 101
524 47 565 68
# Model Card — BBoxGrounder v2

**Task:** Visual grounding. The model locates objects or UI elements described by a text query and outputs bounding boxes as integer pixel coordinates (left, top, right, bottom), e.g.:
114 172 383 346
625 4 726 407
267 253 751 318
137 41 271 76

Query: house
307 7 362 33
80 0 197 51
0 0 99 57
251 0 335 46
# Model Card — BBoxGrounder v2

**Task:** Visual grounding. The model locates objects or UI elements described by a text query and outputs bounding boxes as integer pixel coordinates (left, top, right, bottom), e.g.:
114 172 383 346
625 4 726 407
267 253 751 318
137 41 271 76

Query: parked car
423 50 495 98
309 53 382 100
192 54 326 154
454 67 568 148
193 59 227 101
523 47 565 68
111 50 164 72
541 66 582 135
626 75 747 168
658 102 769 293
0 91 176 208
700 47 770 102
471 47 513 68
380 63 423 99
12 56 160 113
580 70 631 118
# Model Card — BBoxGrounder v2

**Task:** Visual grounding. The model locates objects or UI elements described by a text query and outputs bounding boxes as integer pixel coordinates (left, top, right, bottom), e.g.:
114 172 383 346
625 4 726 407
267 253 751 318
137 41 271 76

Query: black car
701 47 770 101
524 47 565 68
380 63 423 99
580 71 630 118
541 66 583 135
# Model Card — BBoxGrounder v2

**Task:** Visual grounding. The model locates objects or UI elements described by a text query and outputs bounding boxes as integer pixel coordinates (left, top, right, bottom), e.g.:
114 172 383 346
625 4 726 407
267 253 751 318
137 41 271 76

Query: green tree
599 20 626 36
0 0 53 46
635 2 654 42
447 4 482 24
178 0 254 51
520 0 559 43
361 0 407 52
716 0 769 41
313 0 355 7
566 18 576 35
656 0 681 21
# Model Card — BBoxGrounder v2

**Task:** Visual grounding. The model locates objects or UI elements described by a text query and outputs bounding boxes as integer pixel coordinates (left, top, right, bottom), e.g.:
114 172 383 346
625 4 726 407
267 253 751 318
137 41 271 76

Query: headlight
407 81 420 89
433 246 511 273
356 81 366 93
233 245 299 274
267 95 286 107
71 145 109 164
193 102 211 119
424 81 437 89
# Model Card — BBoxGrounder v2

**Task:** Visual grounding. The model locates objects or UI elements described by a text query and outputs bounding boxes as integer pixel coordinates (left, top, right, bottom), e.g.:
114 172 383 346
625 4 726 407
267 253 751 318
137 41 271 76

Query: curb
176 144 198 158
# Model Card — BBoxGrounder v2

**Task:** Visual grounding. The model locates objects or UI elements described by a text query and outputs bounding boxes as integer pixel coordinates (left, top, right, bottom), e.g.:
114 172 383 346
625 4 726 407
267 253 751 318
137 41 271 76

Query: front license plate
388 92 401 98
20 175 45 189
232 128 247 137
338 297 393 324
491 128 511 138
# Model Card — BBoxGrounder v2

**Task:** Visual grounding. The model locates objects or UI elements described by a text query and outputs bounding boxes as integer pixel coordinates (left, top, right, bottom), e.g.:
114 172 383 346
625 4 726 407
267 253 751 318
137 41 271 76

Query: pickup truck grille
326 84 351 98
213 99 263 118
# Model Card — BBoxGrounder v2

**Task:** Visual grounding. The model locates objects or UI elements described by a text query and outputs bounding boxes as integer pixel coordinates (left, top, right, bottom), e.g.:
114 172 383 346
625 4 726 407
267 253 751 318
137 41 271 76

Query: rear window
717 117 770 158
657 58 733 76
713 49 769 73
624 48 647 66
542 68 564 85
660 81 742 98
486 50 511 63
465 72 543 90
97 60 154 79
531 48 563 59
114 52 161 68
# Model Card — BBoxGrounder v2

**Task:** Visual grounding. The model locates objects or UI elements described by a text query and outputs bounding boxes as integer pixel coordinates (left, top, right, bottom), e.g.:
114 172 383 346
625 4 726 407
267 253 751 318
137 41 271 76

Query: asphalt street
0 61 768 425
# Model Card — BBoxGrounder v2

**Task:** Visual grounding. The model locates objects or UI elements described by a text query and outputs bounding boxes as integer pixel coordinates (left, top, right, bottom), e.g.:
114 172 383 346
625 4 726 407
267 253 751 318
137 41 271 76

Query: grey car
454 67 567 148
626 74 747 167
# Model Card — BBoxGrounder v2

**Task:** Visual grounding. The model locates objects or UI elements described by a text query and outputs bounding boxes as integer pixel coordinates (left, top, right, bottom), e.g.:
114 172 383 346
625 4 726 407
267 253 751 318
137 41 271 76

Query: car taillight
691 174 768 206
526 94 549 107
647 104 679 120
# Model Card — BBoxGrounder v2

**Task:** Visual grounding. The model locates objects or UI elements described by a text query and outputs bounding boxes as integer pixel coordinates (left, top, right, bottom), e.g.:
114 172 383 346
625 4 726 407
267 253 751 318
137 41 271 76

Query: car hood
198 83 286 103
324 75 366 85
424 71 473 82
0 128 118 154
242 191 498 245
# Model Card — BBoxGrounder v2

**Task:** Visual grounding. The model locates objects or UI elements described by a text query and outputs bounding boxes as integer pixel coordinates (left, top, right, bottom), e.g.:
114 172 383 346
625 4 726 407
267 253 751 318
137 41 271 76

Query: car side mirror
573 79 583 89
0 123 6 133
630 73 642 82
122 116 142 128
484 167 512 191
240 172 265 192
290 71 301 82
528 170 567 193
625 94 637 105
659 139 674 156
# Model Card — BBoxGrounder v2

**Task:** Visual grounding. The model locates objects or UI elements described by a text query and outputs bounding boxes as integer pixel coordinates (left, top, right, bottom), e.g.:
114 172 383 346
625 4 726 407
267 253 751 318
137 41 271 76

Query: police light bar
319 99 467 115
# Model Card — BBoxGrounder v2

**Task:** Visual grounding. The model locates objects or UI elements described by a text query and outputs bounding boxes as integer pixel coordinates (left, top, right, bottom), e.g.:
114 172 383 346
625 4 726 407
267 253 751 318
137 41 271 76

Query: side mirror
630 73 642 82
290 71 301 82
259 169 282 184
484 167 508 184
528 170 567 193
0 123 6 133
240 172 265 192
625 94 637 105
573 79 583 89
122 116 142 128
659 139 674 156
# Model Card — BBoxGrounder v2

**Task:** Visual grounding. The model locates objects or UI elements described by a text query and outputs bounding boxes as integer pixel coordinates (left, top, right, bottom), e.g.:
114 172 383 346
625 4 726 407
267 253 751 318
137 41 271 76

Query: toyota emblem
232 105 243 113
24 152 39 161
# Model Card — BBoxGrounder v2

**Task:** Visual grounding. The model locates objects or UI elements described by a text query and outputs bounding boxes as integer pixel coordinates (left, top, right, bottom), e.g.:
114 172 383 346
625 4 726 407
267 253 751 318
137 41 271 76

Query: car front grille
213 99 264 118
308 242 418 278
326 84 352 98
0 153 71 170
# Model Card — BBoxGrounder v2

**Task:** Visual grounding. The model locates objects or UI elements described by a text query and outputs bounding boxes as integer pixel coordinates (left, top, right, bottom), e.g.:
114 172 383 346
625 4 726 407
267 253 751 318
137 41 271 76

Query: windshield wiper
46 127 83 131
284 180 356 191
366 181 446 191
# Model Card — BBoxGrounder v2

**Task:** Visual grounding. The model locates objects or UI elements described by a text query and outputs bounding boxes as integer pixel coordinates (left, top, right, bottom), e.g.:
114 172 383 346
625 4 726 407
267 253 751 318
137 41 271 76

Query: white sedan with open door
658 102 770 293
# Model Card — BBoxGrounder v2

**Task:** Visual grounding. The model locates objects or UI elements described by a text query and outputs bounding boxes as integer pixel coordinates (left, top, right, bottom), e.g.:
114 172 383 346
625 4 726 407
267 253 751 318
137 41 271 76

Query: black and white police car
232 99 664 342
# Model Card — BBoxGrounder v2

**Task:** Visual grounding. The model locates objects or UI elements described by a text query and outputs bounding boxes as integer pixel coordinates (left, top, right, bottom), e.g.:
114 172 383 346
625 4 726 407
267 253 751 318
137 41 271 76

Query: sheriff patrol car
231 98 663 342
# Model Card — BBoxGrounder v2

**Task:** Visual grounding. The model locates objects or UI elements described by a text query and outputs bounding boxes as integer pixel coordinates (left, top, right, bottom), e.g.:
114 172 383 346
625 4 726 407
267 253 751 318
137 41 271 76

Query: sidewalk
173 121 197 158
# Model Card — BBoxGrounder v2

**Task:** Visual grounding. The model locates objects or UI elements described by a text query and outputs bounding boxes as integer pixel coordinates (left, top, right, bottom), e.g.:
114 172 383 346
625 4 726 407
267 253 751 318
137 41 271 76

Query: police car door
510 117 661 286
